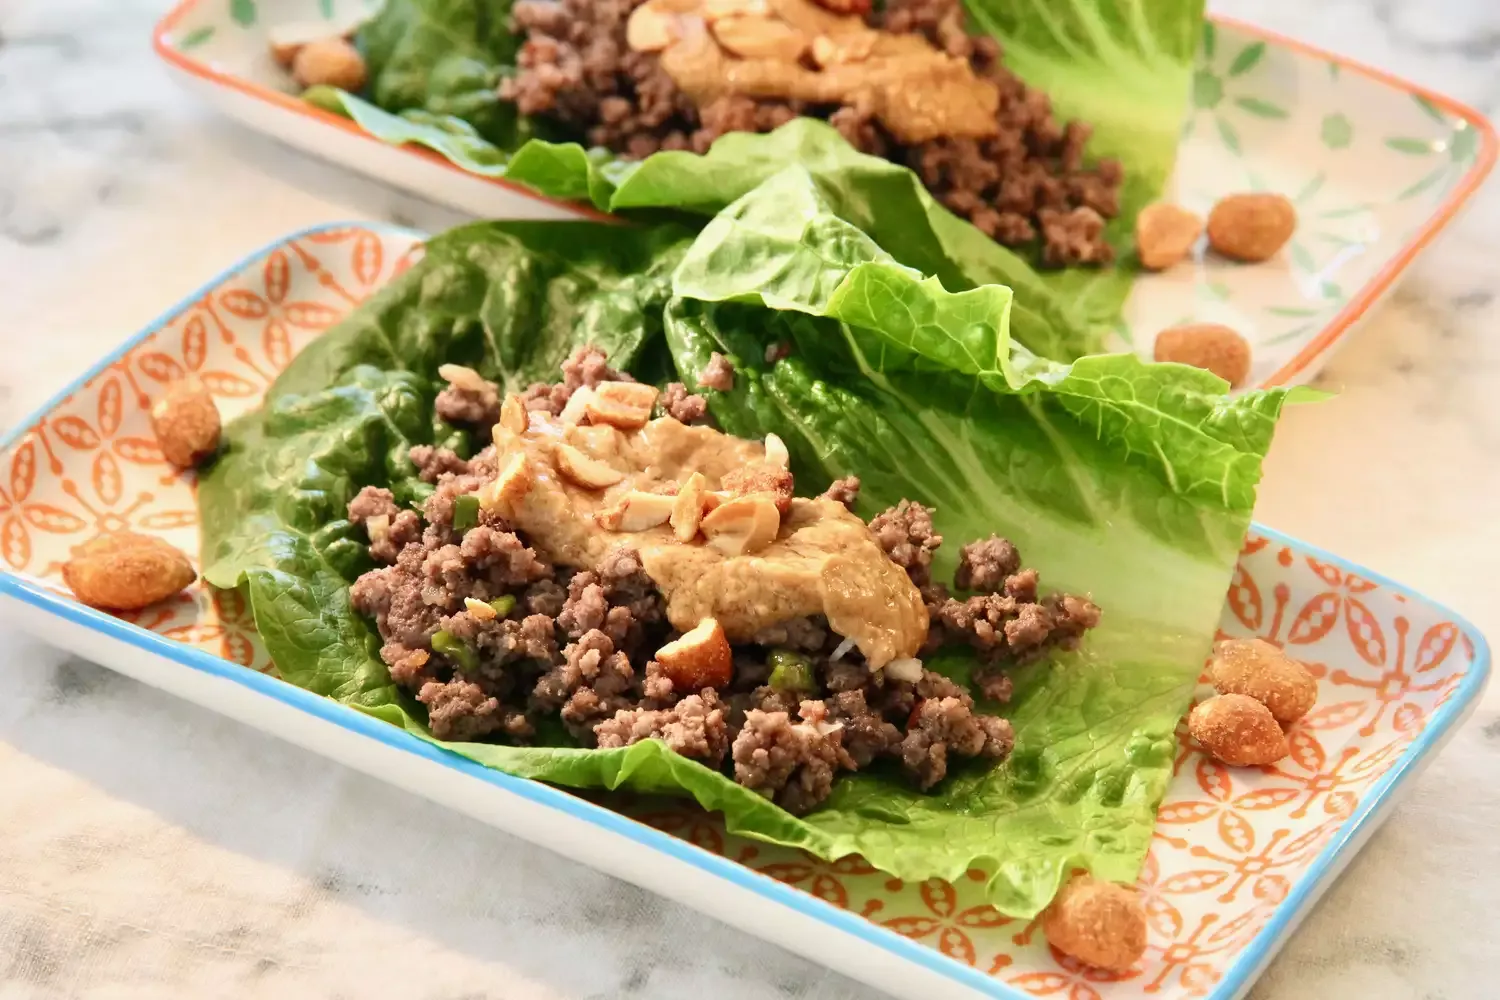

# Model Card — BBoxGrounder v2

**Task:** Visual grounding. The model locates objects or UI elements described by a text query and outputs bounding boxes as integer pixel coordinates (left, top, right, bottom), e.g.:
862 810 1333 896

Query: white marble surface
2 0 1499 997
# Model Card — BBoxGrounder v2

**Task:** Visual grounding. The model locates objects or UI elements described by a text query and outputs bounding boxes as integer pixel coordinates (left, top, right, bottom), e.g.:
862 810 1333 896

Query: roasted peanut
1209 637 1318 724
1189 694 1289 767
1152 323 1252 388
63 532 196 611
291 37 367 92
150 376 221 469
1207 192 1297 262
1041 874 1148 972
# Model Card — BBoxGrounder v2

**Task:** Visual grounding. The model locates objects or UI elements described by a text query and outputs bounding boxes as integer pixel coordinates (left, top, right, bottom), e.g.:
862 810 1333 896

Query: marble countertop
2 0 1498 997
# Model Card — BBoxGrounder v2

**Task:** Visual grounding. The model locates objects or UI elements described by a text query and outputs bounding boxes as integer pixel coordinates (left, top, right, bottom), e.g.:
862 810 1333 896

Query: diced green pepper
452 493 480 532
430 629 478 672
767 649 815 692
300 85 352 118
489 594 517 618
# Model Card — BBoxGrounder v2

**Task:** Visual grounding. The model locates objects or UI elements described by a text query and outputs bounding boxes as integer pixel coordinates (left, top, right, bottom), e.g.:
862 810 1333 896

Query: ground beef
347 486 422 563
351 545 444 651
517 346 633 416
561 345 632 390
500 0 1120 266
419 679 535 742
818 476 861 511
933 588 1101 664
826 689 902 767
408 445 472 483
869 500 943 587
1038 207 1113 268
521 381 571 416
435 376 502 431
348 485 399 524
533 629 638 739
698 352 735 392
660 382 709 424
594 690 730 763
732 704 854 815
955 535 1021 592
523 578 568 617
418 678 503 741
440 611 557 676
640 659 678 705
971 667 1014 703
750 616 829 652
898 695 1014 789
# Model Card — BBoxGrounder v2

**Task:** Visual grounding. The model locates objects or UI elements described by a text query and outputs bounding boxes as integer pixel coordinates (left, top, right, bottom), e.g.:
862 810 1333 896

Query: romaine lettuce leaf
199 177 1297 918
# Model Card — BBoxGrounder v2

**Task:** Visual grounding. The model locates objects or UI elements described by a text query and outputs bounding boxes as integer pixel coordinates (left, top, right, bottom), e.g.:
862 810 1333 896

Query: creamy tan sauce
496 414 927 666
640 0 1000 144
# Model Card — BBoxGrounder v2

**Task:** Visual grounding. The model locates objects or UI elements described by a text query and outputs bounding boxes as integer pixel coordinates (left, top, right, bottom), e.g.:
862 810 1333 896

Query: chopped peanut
671 472 710 541
598 491 677 531
654 618 733 690
700 494 780 555
555 443 625 489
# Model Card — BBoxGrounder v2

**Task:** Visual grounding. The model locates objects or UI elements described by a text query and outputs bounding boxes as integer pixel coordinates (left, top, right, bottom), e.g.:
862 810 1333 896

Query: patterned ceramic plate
152 2 1495 389
0 223 1489 1000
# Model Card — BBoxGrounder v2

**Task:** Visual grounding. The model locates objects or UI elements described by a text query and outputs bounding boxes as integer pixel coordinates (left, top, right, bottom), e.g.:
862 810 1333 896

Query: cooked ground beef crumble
347 347 1100 814
498 0 1122 266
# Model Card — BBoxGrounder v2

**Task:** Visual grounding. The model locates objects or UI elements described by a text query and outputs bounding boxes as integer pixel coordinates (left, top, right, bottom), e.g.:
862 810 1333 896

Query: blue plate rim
1 221 1489 1000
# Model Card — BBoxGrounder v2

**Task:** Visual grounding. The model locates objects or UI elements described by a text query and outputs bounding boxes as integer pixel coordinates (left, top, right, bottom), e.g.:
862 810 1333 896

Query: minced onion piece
829 636 856 662
884 657 924 683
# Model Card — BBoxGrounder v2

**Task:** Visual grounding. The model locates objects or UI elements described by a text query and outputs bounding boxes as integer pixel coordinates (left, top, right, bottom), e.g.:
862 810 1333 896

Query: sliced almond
558 385 596 426
587 382 658 430
478 453 534 512
671 472 710 542
763 432 789 469
464 596 498 621
556 443 625 489
654 618 733 691
700 494 780 556
500 394 528 435
598 491 676 531
626 2 683 51
711 15 809 61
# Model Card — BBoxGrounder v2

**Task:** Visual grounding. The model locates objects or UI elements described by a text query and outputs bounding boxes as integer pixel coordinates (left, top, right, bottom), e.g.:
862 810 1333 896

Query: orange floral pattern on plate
0 225 1482 1000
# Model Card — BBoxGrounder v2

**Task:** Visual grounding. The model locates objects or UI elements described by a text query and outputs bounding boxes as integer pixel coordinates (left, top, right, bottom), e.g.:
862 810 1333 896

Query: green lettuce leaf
199 176 1296 917
332 107 1095 361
